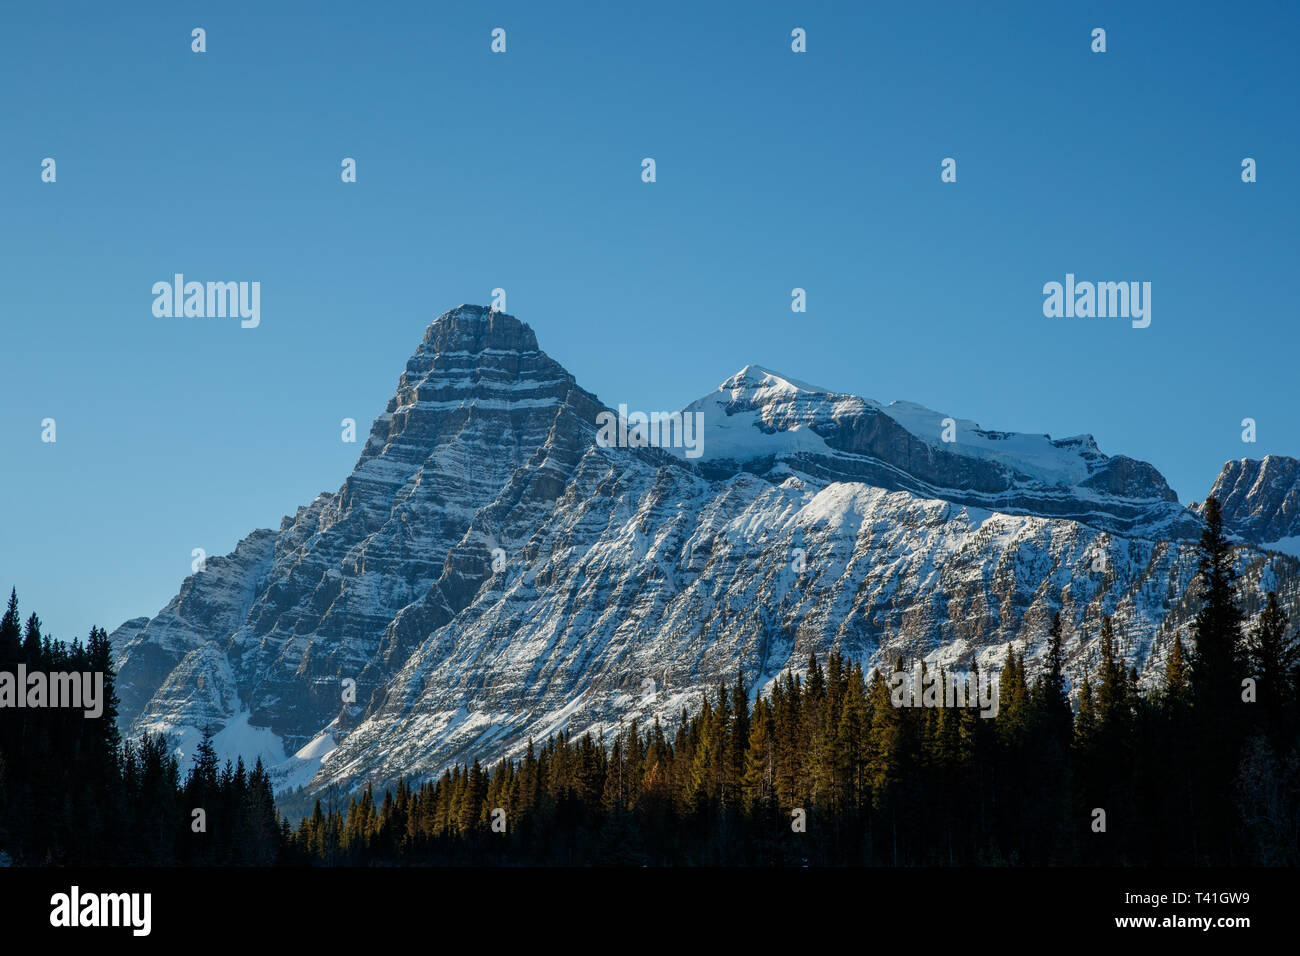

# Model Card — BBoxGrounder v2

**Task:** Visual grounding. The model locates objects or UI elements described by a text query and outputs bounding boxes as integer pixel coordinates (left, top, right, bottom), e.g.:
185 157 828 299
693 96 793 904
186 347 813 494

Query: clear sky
2 1 1297 641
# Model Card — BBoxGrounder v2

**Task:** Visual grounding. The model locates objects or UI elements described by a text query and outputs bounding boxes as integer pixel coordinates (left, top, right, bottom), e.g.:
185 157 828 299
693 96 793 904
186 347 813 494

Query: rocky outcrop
1198 456 1300 549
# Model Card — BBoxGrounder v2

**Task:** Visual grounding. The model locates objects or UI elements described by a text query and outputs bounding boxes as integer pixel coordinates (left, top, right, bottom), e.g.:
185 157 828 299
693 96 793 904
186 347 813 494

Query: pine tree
1246 591 1299 746
21 612 42 664
1075 676 1097 748
1189 497 1245 715
865 669 900 809
1187 497 1248 862
0 590 20 667
741 698 775 812
1096 616 1132 738
1163 634 1190 710
185 727 222 864
996 645 1030 744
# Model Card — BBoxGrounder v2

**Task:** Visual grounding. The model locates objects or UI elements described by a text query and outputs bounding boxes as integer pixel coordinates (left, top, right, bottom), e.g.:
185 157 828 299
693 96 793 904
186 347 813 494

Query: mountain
678 364 1195 536
110 305 1300 800
1196 455 1300 553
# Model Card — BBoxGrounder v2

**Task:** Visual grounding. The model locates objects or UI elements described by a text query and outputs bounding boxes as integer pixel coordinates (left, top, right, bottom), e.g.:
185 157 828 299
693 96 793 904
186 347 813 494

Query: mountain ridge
109 305 1300 799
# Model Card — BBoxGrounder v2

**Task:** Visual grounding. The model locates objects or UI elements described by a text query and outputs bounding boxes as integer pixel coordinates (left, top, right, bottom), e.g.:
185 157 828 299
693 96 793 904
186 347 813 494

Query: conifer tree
865 670 900 808
1075 675 1097 748
0 590 20 667
1189 497 1245 715
1096 616 1132 738
1246 591 1298 746
1036 613 1073 740
1187 497 1248 862
21 612 41 664
1163 634 1190 710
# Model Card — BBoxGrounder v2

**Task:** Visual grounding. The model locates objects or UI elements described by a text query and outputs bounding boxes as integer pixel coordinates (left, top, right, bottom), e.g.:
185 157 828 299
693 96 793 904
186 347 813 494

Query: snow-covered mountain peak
701 367 1112 491
719 364 832 398
677 363 1184 535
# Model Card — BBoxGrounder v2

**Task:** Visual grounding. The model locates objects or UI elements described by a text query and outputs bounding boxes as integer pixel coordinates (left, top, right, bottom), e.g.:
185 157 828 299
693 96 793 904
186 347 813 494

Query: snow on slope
681 363 1104 491
109 308 1300 801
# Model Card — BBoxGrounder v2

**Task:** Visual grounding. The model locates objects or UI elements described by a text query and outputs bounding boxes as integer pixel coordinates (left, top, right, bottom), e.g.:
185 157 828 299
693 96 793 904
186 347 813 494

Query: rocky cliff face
110 306 1300 799
1197 455 1300 550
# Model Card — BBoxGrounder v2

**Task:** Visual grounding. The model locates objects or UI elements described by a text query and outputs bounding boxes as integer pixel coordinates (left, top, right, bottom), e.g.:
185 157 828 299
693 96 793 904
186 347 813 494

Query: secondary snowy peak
684 366 1190 537
718 364 832 398
1199 456 1300 551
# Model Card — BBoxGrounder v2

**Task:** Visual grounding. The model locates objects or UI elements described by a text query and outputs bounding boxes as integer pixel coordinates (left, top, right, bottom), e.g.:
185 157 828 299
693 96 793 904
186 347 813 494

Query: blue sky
2 0 1297 640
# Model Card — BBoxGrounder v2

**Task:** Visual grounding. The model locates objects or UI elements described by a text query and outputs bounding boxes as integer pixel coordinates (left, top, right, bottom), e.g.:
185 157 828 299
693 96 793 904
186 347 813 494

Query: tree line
0 596 284 865
290 498 1300 866
2 495 1297 865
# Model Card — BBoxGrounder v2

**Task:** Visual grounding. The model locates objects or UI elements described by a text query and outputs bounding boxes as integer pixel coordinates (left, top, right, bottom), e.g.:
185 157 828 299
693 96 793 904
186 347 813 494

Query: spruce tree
21 613 42 664
1036 613 1072 737
1188 497 1248 863
1096 616 1132 738
0 589 20 667
1189 497 1245 715
1163 634 1190 710
1246 591 1298 746
1075 676 1097 748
